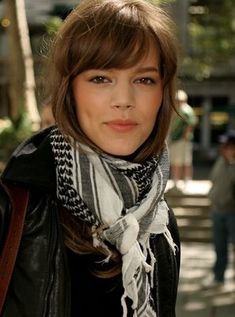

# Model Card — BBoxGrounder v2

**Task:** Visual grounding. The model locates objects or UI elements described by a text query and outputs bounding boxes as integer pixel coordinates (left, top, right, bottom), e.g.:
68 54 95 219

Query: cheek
74 93 90 120
146 100 162 120
145 101 162 132
75 104 99 134
75 108 90 129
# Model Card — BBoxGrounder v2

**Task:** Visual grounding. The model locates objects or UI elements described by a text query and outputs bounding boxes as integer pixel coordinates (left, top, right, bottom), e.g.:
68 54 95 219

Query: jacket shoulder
151 206 180 317
1 127 56 192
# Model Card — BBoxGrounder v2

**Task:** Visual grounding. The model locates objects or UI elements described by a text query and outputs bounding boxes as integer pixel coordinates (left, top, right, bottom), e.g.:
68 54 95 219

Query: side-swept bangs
55 1 162 76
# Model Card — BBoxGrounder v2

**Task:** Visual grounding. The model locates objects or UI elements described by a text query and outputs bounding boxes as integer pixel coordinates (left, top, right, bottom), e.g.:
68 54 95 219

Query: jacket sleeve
0 183 12 254
209 157 223 183
228 163 235 183
168 207 181 274
150 205 181 317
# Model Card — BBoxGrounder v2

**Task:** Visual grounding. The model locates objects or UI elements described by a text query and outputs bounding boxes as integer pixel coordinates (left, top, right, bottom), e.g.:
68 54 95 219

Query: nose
112 104 133 110
110 82 135 110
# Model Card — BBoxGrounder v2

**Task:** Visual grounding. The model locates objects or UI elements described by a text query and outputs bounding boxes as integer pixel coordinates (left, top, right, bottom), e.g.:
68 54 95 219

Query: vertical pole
200 97 212 152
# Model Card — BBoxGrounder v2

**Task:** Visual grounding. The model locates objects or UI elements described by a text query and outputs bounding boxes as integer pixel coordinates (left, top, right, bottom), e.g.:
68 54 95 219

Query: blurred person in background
203 131 235 288
168 89 197 193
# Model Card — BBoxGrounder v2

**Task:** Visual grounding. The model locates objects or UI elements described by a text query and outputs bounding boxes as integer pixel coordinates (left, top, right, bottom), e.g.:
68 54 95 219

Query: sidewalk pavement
165 179 235 317
176 242 235 317
169 180 235 317
165 179 212 196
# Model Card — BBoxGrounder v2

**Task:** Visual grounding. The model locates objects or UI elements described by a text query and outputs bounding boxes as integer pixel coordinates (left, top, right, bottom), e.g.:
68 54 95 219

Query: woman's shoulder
1 126 56 192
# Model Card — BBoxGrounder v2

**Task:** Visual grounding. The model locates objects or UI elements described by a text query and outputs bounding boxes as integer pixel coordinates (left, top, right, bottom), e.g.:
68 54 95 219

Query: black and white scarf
50 128 176 317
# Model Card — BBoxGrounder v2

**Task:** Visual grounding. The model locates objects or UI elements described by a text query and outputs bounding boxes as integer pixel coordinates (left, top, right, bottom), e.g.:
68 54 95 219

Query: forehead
94 38 160 72
69 17 161 74
223 142 235 149
124 43 160 71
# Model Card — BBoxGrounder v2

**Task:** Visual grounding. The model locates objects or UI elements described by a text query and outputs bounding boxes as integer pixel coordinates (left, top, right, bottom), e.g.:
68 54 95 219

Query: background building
172 0 235 161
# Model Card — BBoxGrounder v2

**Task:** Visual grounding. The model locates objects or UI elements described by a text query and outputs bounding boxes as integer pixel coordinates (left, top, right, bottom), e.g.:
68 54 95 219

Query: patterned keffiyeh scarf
50 128 176 317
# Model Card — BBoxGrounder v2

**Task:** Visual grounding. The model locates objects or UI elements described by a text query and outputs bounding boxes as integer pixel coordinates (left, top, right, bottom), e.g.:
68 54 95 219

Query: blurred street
177 242 235 317
165 178 235 317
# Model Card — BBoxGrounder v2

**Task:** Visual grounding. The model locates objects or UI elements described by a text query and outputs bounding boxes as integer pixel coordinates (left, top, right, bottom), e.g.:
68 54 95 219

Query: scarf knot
103 213 139 255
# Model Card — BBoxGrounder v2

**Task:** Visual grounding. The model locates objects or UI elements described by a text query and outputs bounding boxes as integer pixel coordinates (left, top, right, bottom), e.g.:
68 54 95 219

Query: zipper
42 199 57 317
150 235 160 317
150 234 179 317
168 246 178 317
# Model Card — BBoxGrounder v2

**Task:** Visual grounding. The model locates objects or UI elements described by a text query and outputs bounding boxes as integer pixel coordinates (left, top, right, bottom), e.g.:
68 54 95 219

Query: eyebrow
84 67 160 75
135 67 159 74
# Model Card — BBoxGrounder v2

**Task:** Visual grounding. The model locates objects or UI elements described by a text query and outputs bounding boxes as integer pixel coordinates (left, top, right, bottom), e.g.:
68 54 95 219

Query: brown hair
47 0 179 276
48 0 178 162
59 209 122 278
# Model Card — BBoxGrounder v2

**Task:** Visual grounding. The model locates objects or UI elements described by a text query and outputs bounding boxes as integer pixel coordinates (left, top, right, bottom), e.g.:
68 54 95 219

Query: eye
135 77 156 85
89 76 110 84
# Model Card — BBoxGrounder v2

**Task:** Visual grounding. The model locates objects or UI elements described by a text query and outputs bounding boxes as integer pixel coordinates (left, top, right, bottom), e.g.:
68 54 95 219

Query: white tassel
146 238 156 288
163 228 178 255
92 225 112 263
121 292 128 317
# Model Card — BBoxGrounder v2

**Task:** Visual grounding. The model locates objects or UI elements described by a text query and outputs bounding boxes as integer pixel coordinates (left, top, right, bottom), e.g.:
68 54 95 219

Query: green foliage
0 112 32 170
183 0 235 80
44 17 63 36
183 57 213 81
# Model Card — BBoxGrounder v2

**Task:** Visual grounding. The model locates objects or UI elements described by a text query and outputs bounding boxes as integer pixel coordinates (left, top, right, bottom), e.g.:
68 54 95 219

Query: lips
105 119 138 132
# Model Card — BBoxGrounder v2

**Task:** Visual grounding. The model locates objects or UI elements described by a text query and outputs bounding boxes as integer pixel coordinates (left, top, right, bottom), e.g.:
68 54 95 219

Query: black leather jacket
0 127 180 317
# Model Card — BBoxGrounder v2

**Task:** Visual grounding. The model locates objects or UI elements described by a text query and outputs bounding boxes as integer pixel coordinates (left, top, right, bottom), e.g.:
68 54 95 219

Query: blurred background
0 0 235 316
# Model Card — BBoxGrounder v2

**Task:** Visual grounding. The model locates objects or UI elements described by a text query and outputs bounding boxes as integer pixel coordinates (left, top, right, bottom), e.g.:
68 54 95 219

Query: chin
103 146 138 157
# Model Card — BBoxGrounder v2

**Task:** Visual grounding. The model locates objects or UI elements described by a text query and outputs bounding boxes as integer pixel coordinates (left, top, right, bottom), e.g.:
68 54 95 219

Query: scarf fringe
163 228 178 255
121 291 129 317
92 225 112 263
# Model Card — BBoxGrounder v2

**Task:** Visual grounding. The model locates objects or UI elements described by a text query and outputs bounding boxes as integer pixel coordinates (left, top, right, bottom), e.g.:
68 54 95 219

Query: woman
0 0 180 316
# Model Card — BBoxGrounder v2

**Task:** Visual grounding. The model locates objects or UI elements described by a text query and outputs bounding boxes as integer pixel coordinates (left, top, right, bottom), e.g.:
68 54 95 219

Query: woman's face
72 44 163 156
223 144 235 162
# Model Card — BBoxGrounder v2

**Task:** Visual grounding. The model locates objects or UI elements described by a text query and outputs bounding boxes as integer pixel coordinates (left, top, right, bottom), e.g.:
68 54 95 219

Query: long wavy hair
46 0 179 276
